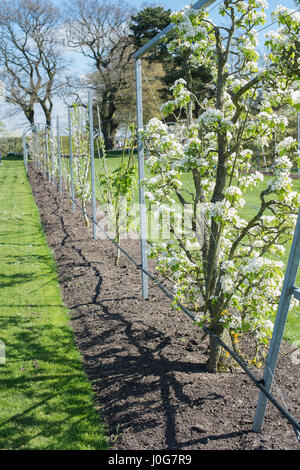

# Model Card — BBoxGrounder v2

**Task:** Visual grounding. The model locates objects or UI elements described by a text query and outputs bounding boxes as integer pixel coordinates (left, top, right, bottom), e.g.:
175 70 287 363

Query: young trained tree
142 1 300 372
70 104 91 227
97 122 137 265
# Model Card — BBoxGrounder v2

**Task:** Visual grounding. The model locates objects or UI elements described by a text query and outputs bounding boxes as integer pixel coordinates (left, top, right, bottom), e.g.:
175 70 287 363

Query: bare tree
0 0 64 128
64 0 134 149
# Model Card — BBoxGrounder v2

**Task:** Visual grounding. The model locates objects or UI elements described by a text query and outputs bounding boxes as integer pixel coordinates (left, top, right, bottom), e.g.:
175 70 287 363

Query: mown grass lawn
240 176 300 344
0 156 108 450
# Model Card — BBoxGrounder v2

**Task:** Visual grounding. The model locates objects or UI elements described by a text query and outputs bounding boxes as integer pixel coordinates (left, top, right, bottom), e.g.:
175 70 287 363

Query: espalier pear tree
70 104 91 227
142 1 300 372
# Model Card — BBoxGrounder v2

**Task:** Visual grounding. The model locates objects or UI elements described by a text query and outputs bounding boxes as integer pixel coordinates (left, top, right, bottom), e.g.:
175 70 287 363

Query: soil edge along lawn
0 155 108 450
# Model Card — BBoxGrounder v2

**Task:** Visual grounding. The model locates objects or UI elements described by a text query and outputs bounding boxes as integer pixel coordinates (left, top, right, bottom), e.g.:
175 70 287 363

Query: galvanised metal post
40 125 44 170
252 208 300 432
41 124 46 177
50 125 55 185
33 126 38 168
68 106 75 212
57 116 62 193
297 113 300 175
135 58 148 300
37 125 42 169
88 92 97 239
38 125 42 173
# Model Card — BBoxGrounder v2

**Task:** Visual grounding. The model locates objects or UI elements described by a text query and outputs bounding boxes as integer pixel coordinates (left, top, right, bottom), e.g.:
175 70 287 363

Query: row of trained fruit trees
27 0 300 374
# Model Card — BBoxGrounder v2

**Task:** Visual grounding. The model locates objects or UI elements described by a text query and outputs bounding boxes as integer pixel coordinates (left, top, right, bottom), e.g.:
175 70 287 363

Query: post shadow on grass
0 240 49 248
0 218 58 247
2 153 24 161
0 231 44 239
0 272 51 290
0 313 108 450
0 252 61 291
3 253 55 264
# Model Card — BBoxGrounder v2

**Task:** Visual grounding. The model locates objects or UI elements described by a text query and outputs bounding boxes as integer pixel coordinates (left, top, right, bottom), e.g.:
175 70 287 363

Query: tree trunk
40 100 53 130
24 107 35 127
45 109 52 130
82 200 90 227
98 97 118 150
204 27 233 373
102 120 118 150
207 324 231 372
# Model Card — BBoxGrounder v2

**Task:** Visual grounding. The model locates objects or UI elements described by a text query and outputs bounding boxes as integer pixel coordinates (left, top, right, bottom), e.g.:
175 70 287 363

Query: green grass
240 176 300 344
0 157 108 450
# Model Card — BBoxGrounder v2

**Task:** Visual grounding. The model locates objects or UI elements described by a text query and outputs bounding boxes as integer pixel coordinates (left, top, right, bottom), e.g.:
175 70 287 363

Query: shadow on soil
27 165 258 450
56 214 252 449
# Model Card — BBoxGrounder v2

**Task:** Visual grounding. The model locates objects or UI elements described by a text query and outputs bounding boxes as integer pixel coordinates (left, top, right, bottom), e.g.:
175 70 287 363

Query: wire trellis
21 0 300 445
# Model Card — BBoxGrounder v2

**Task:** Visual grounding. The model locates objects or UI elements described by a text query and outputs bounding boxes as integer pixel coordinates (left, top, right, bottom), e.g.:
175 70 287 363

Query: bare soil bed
27 163 299 451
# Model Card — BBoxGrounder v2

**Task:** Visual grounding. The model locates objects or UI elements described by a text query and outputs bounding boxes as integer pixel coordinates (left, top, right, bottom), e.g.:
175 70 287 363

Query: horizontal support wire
293 287 300 301
41 164 300 437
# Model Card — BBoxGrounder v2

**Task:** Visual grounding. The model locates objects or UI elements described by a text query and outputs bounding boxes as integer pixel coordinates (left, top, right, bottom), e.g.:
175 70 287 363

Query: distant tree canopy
0 2 213 142
129 6 172 60
129 6 213 120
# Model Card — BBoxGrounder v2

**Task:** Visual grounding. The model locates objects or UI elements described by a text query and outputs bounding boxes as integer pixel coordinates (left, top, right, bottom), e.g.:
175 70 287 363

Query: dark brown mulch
27 163 300 451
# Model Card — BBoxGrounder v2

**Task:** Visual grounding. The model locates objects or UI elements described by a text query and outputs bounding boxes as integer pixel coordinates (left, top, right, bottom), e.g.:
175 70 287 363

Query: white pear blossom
291 90 300 105
141 0 300 370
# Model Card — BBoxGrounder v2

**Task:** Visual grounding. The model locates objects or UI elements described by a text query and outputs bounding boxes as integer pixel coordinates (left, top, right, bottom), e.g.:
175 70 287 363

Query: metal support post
68 106 75 212
253 209 300 432
88 92 97 239
50 125 55 185
33 127 38 168
135 58 148 300
297 113 300 175
44 125 49 181
57 116 62 193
